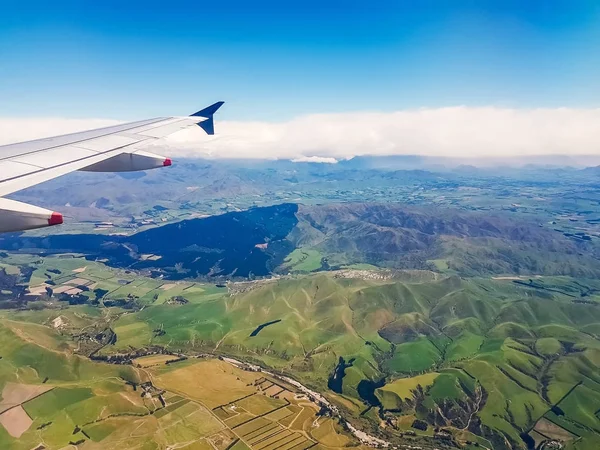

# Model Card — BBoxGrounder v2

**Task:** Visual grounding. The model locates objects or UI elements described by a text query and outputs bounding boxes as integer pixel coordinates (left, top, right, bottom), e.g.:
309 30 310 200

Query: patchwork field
0 318 360 450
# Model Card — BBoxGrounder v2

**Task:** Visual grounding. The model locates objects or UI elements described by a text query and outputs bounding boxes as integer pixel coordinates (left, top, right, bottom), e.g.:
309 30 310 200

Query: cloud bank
2 107 599 165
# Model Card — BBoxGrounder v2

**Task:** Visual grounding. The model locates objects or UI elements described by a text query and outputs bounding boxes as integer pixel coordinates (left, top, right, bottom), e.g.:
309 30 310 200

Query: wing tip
192 101 224 135
190 101 225 118
48 212 63 226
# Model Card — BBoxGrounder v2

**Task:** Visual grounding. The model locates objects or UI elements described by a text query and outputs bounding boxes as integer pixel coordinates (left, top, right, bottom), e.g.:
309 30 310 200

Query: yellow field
326 392 364 415
377 372 440 401
225 411 255 427
264 385 284 396
289 405 317 432
265 406 294 421
276 436 310 450
242 422 280 442
251 429 291 448
152 359 262 409
207 429 238 450
310 418 350 447
160 402 224 445
234 417 271 435
133 354 179 367
180 439 217 450
235 394 287 416
278 405 301 427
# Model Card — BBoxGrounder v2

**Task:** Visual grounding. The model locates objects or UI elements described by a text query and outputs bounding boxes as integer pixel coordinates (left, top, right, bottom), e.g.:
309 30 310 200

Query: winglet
191 101 224 135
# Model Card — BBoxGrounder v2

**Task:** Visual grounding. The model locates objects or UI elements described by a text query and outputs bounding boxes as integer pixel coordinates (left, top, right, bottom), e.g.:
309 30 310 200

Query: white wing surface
0 101 223 232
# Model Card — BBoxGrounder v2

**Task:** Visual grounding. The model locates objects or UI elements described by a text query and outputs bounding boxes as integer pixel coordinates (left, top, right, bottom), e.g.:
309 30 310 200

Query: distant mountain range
6 157 600 225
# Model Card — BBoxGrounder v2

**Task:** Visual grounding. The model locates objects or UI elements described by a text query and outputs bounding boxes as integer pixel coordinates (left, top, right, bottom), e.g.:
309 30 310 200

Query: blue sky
1 0 599 121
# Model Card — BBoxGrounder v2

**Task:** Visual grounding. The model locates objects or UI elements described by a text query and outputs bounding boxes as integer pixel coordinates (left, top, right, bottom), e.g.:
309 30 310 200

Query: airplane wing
0 101 224 232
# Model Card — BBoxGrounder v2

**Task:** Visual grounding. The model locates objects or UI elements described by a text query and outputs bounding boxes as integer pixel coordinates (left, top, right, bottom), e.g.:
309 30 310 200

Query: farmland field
3 266 600 449
133 354 181 367
0 318 355 450
152 359 262 409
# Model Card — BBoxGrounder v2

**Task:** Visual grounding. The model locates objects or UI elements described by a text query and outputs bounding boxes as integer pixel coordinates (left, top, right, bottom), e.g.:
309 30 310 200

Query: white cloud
291 156 338 163
2 107 600 165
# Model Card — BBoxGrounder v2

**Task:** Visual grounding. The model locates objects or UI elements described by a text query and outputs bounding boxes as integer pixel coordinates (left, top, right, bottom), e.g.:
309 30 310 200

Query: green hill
56 270 597 450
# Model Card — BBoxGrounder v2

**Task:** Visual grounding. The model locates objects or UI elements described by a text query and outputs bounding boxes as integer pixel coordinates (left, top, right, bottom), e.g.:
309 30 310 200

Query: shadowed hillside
291 203 600 277
0 204 298 279
2 202 600 280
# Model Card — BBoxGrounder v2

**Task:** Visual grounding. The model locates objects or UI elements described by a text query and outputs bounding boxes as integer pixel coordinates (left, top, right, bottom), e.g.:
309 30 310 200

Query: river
221 357 393 448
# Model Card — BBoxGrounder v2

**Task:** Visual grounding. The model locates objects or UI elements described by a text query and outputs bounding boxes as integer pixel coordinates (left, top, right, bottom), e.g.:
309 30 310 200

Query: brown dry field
160 283 177 291
65 287 83 295
67 277 92 286
534 417 576 441
0 405 33 438
51 285 74 294
264 385 284 397
27 285 50 295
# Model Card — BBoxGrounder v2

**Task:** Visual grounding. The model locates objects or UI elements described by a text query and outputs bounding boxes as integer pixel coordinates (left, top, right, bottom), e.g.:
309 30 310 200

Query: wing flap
73 134 146 152
0 148 124 196
0 161 40 181
0 117 167 160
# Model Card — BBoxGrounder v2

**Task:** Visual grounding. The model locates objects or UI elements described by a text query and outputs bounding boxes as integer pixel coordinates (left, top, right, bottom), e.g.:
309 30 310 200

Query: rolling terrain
0 251 599 449
0 180 599 449
97 271 600 450
0 312 359 450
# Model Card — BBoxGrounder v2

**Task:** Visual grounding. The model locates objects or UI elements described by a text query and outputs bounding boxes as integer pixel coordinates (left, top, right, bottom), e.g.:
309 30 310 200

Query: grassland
0 317 144 449
376 373 439 407
282 249 324 273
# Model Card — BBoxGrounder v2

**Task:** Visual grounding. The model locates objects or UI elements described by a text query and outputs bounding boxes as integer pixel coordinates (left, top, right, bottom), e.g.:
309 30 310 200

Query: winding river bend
221 357 393 448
